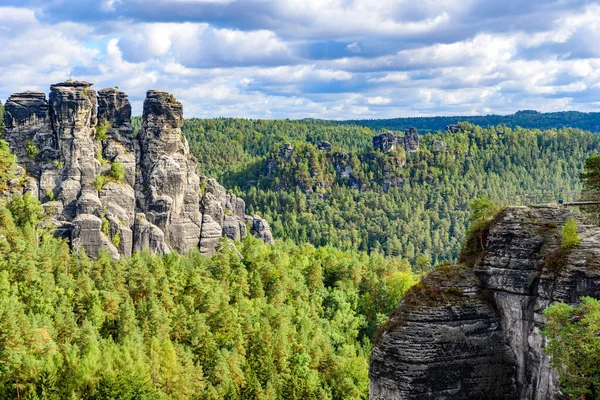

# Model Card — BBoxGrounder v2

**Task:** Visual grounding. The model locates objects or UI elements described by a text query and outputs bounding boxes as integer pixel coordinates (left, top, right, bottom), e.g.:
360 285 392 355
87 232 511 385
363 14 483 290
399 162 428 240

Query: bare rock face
402 128 419 153
373 131 399 153
317 141 332 152
447 124 460 133
3 82 274 259
371 265 517 399
373 129 419 154
3 91 54 179
248 215 275 245
370 206 600 399
136 90 203 254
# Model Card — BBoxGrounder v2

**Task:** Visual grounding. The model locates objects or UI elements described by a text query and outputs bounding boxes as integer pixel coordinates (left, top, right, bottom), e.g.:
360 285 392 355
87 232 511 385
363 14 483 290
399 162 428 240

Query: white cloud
366 96 392 105
4 2 600 119
118 23 291 67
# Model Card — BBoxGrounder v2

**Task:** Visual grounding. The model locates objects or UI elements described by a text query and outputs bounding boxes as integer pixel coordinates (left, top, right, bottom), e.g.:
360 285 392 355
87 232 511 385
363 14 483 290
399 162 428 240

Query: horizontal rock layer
370 206 600 399
3 82 273 260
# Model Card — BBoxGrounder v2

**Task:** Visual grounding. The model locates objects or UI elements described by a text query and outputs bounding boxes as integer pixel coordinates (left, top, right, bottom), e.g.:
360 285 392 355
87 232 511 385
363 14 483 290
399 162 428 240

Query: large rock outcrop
3 82 274 259
373 128 420 154
370 206 600 399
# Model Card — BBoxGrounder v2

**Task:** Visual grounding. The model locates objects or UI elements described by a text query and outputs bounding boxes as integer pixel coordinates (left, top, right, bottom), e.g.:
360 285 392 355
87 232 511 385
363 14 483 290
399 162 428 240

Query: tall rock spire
2 82 274 259
136 90 202 254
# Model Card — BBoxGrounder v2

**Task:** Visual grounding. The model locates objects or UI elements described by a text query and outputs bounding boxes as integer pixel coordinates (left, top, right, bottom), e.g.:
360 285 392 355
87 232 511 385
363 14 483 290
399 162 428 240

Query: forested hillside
0 101 419 400
0 144 416 399
345 110 600 133
182 119 600 266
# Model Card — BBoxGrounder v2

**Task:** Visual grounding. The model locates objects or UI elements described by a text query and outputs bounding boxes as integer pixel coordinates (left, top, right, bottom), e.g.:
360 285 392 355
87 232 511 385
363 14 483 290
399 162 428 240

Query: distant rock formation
370 206 600 399
332 152 361 190
3 81 273 260
317 141 332 152
446 124 460 133
373 128 420 153
279 142 294 161
432 139 447 151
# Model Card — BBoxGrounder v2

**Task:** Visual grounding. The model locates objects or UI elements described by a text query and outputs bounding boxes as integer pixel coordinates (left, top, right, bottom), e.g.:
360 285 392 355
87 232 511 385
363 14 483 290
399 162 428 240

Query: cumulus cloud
2 1 600 118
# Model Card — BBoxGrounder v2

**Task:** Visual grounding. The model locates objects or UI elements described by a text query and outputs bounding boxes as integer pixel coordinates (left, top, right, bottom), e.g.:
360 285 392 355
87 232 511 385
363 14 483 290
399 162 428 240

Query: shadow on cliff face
2 82 275 261
370 205 600 400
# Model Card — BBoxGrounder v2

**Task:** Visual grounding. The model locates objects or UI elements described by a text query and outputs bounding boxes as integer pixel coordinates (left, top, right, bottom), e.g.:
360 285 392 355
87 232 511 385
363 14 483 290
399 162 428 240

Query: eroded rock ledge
370 206 600 399
3 82 273 260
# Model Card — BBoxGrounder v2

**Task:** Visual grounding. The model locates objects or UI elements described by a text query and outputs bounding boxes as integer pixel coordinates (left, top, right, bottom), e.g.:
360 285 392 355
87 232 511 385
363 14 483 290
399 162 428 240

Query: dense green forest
182 119 600 265
0 140 416 399
345 110 600 133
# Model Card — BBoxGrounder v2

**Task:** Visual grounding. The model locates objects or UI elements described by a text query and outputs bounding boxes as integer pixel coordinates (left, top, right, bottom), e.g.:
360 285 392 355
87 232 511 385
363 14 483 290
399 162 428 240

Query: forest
2 106 600 398
344 110 600 133
181 118 600 266
0 139 416 399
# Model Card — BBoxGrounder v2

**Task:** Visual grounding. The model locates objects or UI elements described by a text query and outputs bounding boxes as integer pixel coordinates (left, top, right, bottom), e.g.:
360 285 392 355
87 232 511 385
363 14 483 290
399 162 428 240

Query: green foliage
110 162 125 181
101 218 110 236
468 195 501 224
543 297 600 398
6 192 44 228
0 195 416 399
183 120 594 265
96 121 110 141
581 154 600 196
561 217 581 249
45 188 54 201
25 140 39 160
112 232 121 248
0 101 5 137
346 110 600 133
0 140 16 193
92 175 109 192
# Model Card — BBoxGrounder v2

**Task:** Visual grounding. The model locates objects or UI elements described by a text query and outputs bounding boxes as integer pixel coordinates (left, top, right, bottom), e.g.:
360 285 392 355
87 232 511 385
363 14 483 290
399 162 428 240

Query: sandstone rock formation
373 131 399 153
370 206 600 399
446 124 460 133
432 139 447 151
373 129 419 154
317 141 332 152
3 82 274 260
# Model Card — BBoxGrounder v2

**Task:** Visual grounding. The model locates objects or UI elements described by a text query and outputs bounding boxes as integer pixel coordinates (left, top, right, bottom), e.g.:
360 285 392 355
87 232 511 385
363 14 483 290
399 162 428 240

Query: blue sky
1 0 600 119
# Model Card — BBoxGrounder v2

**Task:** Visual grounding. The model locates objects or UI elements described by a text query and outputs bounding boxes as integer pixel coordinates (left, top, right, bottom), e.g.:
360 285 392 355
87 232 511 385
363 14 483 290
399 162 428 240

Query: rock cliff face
373 129 420 154
370 206 600 399
3 82 273 260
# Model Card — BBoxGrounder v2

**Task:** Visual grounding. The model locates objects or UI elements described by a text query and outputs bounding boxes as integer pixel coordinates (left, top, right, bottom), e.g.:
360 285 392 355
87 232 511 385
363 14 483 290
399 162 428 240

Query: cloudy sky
1 0 600 119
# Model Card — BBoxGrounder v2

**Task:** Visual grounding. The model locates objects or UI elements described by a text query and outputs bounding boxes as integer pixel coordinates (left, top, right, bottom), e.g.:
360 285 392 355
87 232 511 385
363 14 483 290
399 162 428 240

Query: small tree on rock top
561 217 580 249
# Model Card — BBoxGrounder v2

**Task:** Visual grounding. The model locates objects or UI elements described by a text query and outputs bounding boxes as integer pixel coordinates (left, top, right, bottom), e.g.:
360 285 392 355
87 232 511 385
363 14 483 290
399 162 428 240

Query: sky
1 0 600 119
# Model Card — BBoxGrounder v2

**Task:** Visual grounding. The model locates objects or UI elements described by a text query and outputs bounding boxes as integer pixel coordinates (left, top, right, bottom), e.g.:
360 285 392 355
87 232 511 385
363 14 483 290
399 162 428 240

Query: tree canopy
0 189 416 399
543 297 600 399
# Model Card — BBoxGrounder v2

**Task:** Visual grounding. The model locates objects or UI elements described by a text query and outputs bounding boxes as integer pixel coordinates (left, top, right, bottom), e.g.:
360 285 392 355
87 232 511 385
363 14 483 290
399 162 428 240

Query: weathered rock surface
332 152 361 190
373 129 420 154
3 82 274 259
370 206 600 399
402 128 419 153
446 124 460 133
247 215 275 245
317 141 332 152
432 139 447 151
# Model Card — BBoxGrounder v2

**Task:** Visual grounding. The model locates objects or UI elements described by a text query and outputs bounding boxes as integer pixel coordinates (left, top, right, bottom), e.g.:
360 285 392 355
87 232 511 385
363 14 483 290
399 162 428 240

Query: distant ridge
344 110 600 133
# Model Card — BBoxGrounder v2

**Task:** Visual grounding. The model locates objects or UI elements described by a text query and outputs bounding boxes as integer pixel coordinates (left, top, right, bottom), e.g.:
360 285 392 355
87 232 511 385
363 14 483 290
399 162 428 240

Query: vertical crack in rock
370 206 600 399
